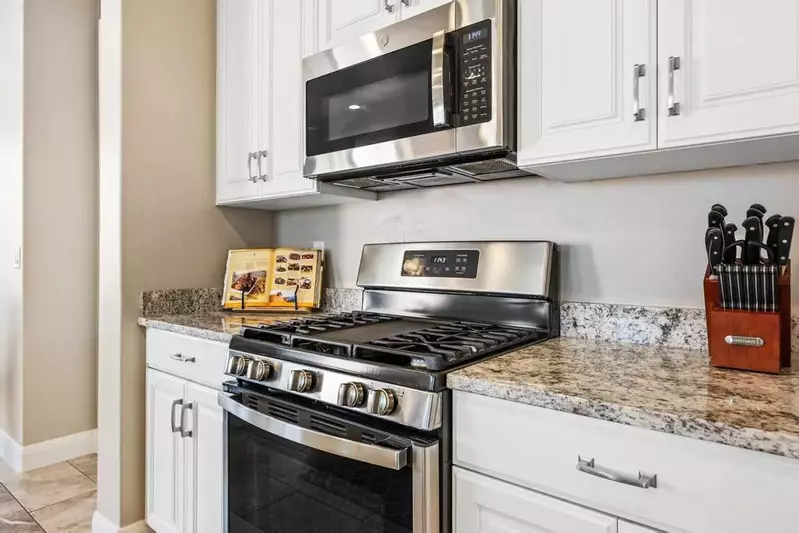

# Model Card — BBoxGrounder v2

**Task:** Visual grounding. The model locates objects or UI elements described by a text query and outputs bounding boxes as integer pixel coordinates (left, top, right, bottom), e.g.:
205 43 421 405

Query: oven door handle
218 393 409 470
431 29 449 127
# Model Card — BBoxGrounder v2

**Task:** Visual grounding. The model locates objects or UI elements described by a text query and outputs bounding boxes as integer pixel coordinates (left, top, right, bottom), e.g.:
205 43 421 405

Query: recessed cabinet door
146 369 186 533
318 0 400 52
183 382 224 533
265 0 317 196
216 0 261 203
518 0 657 166
453 467 618 533
658 0 799 148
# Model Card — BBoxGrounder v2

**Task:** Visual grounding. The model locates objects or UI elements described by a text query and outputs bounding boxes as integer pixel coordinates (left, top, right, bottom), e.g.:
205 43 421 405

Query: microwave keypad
458 21 492 126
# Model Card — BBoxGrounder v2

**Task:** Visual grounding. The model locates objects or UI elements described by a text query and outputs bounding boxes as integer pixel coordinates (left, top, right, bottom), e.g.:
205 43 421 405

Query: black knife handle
723 223 737 253
749 203 767 214
777 216 795 266
765 214 782 251
706 228 723 271
742 216 763 265
711 204 729 217
708 210 725 229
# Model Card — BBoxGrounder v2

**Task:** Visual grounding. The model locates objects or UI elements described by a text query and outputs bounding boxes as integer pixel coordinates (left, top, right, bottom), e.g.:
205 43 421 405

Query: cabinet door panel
146 369 185 533
318 0 399 52
519 0 657 166
266 0 317 196
454 467 618 533
217 0 261 203
658 0 799 147
184 382 225 533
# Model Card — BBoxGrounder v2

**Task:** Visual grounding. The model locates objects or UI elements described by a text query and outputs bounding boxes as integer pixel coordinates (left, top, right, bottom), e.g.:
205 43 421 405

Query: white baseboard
0 430 23 472
0 428 97 472
92 511 151 533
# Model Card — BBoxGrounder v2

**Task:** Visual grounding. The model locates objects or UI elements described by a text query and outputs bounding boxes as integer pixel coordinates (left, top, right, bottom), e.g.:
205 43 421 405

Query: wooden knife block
703 261 791 374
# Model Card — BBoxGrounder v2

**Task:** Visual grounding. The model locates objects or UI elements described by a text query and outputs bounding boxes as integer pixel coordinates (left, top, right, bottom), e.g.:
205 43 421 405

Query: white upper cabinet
518 0 657 166
216 0 260 203
658 0 799 148
454 467 618 533
216 0 375 208
317 0 400 51
267 0 315 197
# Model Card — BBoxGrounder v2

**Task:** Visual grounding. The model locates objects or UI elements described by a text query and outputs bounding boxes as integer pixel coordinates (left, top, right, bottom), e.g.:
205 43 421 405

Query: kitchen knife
746 208 765 238
705 227 723 273
708 210 725 230
723 223 737 253
711 204 729 217
777 216 795 268
765 214 781 254
723 240 745 265
743 216 763 265
750 203 767 214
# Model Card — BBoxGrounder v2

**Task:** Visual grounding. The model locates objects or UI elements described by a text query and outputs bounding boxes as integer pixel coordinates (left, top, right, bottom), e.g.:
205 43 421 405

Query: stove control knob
225 355 246 376
367 389 397 416
337 382 365 408
246 360 270 381
288 370 314 393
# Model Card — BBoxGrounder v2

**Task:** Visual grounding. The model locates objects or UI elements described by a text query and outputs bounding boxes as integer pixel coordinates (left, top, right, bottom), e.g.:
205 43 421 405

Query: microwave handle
218 392 408 470
431 29 450 127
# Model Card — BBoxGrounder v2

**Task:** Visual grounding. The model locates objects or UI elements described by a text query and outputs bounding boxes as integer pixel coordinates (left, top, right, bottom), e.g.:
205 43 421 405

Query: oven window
307 39 438 157
228 414 413 532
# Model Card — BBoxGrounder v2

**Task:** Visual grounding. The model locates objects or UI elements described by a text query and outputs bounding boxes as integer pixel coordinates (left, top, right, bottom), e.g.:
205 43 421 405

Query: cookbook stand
703 261 791 374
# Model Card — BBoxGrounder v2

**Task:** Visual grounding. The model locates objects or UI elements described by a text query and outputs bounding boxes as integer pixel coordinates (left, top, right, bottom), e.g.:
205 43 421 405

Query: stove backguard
357 241 559 335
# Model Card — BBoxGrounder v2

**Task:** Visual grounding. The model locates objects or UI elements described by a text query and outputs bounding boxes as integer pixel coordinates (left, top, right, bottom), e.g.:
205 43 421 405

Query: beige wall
0 0 25 444
98 0 274 526
21 0 99 447
277 161 799 310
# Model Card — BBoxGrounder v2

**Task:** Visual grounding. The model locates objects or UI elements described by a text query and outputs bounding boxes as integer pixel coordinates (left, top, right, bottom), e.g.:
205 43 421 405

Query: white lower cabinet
147 368 224 533
454 390 799 533
454 467 618 533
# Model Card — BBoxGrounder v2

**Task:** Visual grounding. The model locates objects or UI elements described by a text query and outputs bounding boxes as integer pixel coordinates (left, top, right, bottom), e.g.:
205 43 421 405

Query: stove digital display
401 250 479 278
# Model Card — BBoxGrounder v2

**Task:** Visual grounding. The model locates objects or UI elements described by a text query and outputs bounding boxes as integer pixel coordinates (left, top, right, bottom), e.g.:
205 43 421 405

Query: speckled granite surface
137 312 320 343
139 288 224 318
448 337 799 459
321 288 362 313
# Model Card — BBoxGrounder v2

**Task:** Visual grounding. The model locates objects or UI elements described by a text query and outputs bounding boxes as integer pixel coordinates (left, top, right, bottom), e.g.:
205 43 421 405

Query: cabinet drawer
146 329 228 389
453 391 799 533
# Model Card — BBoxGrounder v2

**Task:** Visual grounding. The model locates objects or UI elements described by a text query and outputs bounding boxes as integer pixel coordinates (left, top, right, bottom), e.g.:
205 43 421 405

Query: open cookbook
221 248 323 310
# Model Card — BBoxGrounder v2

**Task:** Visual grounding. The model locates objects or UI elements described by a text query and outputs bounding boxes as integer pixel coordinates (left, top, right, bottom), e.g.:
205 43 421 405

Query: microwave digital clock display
463 28 488 44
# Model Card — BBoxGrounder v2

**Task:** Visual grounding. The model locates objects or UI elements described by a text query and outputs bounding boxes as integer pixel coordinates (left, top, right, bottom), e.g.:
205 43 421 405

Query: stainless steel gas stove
219 241 558 533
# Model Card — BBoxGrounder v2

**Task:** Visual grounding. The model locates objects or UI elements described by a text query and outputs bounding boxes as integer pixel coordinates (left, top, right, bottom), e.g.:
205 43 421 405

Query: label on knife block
222 248 323 310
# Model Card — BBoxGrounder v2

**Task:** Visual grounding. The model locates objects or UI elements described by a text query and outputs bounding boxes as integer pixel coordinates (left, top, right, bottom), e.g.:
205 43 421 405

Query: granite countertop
138 312 318 343
448 337 799 459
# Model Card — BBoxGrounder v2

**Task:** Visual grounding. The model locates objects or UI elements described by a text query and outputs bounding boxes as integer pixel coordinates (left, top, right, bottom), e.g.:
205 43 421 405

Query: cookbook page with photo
222 249 273 309
269 248 321 308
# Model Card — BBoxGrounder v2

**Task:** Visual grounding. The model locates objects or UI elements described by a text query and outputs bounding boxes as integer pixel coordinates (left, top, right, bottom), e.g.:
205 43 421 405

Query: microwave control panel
456 20 492 126
401 250 480 279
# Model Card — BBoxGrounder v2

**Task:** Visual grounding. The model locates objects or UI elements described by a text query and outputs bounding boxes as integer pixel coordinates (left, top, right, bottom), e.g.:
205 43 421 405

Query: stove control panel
401 249 479 278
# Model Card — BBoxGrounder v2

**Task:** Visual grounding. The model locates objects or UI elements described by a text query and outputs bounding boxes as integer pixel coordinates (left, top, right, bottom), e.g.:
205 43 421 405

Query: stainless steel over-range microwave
302 0 529 192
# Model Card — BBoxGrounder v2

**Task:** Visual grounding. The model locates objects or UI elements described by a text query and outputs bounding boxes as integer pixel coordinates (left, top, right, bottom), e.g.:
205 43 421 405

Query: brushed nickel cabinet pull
668 56 681 117
179 402 193 438
633 64 646 122
577 456 657 489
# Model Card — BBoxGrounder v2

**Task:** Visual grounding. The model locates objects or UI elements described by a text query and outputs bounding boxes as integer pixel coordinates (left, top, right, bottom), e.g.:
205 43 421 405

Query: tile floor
0 454 97 532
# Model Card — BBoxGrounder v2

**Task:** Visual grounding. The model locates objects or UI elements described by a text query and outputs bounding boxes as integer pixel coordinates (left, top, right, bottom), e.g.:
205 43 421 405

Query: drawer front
453 391 799 533
146 329 228 389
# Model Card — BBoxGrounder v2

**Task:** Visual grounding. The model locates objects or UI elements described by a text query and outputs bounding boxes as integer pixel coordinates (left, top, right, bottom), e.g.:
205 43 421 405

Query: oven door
219 388 440 533
303 3 456 179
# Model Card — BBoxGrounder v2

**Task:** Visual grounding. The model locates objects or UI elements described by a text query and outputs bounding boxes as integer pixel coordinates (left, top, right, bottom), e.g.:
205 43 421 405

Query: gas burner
353 321 540 371
242 311 398 345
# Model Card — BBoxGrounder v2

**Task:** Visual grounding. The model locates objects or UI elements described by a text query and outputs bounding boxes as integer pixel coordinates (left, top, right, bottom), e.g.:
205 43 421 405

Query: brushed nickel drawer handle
577 456 657 489
725 335 765 347
170 353 196 363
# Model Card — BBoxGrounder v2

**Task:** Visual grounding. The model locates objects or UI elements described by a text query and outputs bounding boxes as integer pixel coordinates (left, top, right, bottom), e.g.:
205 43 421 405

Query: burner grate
242 311 398 345
354 321 540 371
